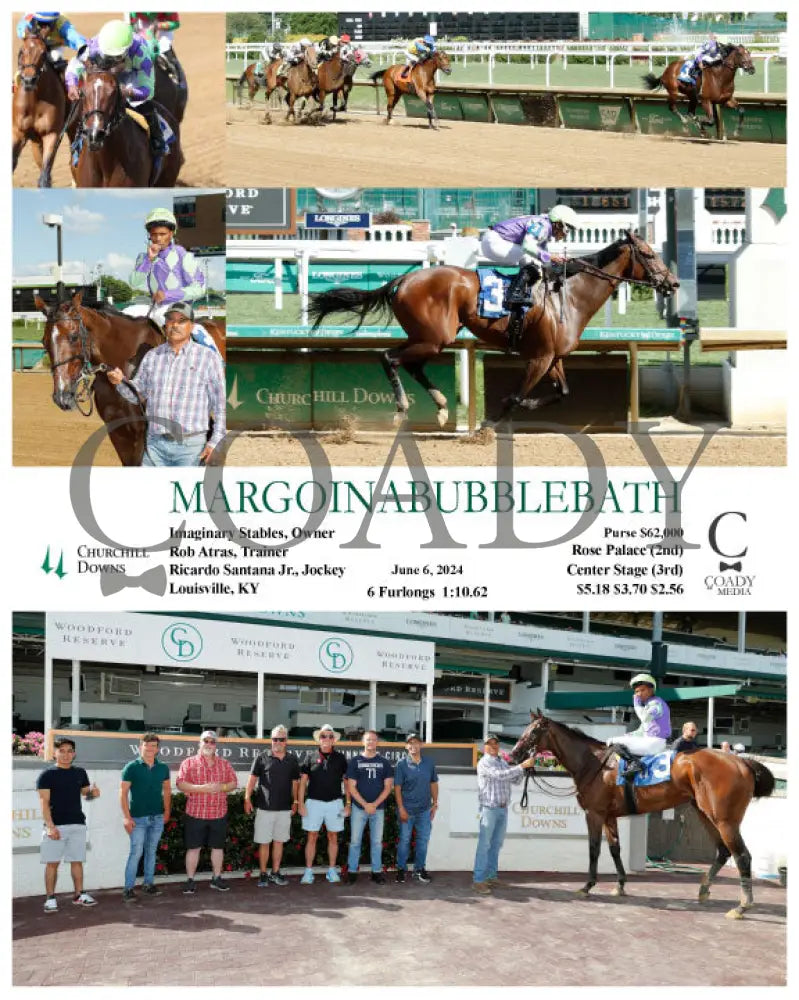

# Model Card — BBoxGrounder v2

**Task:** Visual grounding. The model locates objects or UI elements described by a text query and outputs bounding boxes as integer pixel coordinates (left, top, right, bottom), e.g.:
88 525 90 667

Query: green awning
545 683 785 710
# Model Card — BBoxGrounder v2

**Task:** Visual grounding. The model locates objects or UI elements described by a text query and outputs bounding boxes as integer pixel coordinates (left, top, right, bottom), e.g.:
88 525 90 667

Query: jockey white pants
607 735 667 756
480 229 533 267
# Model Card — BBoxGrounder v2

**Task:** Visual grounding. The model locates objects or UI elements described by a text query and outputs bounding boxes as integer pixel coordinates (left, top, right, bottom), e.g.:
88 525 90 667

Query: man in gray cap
106 301 226 467
298 724 350 884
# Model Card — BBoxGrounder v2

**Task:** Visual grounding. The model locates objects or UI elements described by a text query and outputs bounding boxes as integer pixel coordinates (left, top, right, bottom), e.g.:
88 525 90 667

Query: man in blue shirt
346 730 393 885
394 733 438 884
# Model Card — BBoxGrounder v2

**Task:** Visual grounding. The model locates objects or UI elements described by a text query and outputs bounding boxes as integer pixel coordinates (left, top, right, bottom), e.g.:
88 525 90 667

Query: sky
12 189 225 290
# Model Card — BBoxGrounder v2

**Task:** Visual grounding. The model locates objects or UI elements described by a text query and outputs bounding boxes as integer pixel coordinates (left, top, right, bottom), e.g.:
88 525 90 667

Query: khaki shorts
254 809 291 844
40 824 87 863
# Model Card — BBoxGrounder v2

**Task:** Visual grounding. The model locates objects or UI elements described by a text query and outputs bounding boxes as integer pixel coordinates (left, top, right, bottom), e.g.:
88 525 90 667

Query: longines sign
45 613 435 685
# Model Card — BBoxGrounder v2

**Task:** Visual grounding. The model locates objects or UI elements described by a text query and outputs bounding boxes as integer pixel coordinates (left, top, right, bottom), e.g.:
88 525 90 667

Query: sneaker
300 868 315 885
371 872 386 885
347 872 358 885
122 888 137 903
183 878 196 894
268 871 288 887
73 892 97 907
473 882 492 895
141 884 162 896
414 869 432 884
43 896 58 913
209 876 231 892
395 868 406 883
485 876 502 886
326 867 341 884
257 872 270 888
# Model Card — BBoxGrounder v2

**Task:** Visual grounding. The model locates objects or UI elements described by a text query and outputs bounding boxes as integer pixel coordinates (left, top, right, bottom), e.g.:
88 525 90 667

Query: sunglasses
202 739 217 744
272 737 287 742
319 734 335 740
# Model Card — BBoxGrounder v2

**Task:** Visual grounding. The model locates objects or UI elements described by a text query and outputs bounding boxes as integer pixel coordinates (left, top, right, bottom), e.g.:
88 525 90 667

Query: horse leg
727 96 744 138
402 348 450 428
385 80 398 125
604 818 627 897
12 130 25 173
424 90 438 130
715 819 754 920
380 350 410 424
691 803 732 905
38 129 59 188
550 359 569 397
577 812 603 896
492 355 556 425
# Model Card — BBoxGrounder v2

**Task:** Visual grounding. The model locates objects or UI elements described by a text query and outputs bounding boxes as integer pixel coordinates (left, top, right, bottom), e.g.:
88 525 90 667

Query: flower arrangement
12 731 45 757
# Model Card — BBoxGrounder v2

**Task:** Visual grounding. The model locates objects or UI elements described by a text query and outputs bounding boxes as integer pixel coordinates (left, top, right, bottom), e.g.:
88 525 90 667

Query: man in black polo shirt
672 720 699 753
36 736 101 913
244 725 300 887
298 724 351 885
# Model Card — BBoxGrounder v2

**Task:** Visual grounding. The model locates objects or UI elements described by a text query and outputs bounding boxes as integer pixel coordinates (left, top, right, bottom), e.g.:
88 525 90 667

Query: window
186 704 201 720
213 702 227 713
240 706 254 723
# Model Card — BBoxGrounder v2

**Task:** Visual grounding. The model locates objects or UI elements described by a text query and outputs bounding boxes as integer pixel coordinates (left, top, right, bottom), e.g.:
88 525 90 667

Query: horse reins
568 238 670 291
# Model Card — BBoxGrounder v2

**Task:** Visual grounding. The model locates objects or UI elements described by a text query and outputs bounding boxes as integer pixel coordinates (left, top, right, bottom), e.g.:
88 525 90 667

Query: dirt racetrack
13 13 224 187
226 104 786 188
14 372 785 467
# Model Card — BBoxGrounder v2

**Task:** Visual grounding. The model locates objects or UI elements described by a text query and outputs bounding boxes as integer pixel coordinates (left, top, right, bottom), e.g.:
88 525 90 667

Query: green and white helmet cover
97 19 134 58
145 208 177 230
630 673 657 689
548 204 580 229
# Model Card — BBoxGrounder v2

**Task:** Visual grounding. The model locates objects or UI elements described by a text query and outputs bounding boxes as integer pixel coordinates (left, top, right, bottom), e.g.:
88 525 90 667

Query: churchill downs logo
319 637 354 674
704 511 754 596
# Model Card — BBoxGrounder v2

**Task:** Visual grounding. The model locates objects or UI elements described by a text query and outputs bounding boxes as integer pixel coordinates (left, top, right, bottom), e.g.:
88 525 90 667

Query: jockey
279 37 312 75
129 208 207 330
607 673 672 778
258 40 283 76
481 204 579 313
65 19 168 156
128 13 181 72
16 12 87 69
339 32 352 57
679 34 723 85
401 34 436 78
316 34 340 61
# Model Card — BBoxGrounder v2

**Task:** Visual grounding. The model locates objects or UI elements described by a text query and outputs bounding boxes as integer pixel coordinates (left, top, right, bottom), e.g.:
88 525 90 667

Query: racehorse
316 47 372 118
36 290 225 466
370 50 452 129
154 52 188 124
12 31 69 187
284 47 320 122
237 59 285 106
642 44 755 140
308 231 679 427
510 712 775 919
69 66 183 187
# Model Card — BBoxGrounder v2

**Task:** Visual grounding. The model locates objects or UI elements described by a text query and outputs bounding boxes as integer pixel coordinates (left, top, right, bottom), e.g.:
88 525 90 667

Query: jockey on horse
401 34 436 79
278 37 313 76
16 11 86 74
256 39 284 82
128 12 183 85
480 204 579 351
678 34 723 86
316 34 340 61
66 18 169 159
127 207 218 352
606 673 672 780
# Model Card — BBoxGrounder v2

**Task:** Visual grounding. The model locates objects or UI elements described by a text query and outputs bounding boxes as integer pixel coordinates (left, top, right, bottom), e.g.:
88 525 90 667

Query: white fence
226 39 785 91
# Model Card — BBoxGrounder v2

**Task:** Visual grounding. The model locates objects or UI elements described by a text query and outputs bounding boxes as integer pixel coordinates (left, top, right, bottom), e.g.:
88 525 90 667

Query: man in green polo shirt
120 733 172 902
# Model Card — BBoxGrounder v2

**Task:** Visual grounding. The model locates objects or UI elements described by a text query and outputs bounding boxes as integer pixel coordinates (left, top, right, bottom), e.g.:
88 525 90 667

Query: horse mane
564 234 631 276
549 718 605 749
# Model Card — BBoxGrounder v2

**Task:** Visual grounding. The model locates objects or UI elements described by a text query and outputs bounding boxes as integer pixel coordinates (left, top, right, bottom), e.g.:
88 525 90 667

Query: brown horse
70 67 182 187
642 44 755 140
12 32 69 187
309 231 679 426
237 59 285 106
510 712 775 919
154 52 188 124
370 50 452 129
37 290 226 465
316 47 372 118
283 48 321 122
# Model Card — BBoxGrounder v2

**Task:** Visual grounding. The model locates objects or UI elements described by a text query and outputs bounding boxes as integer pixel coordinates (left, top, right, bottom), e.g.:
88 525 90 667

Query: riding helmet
424 34 436 45
340 34 351 43
33 13 60 21
548 204 580 230
300 37 311 47
145 208 177 231
97 19 134 58
329 35 339 45
629 673 657 689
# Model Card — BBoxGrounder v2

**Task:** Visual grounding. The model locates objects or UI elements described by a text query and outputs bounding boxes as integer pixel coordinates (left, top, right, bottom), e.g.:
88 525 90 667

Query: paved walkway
13 867 786 987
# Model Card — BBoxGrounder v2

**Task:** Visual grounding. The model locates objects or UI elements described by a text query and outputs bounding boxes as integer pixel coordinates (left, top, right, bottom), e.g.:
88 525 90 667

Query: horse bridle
48 307 145 416
18 41 48 89
570 234 674 294
78 68 126 144
516 719 577 806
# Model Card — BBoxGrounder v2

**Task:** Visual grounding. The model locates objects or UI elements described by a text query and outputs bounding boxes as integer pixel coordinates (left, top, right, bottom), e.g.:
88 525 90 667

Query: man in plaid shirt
176 731 238 893
107 301 226 467
472 733 535 894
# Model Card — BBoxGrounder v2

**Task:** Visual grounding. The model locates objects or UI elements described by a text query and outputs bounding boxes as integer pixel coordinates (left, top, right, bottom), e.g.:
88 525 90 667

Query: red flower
225 864 233 871
244 871 252 879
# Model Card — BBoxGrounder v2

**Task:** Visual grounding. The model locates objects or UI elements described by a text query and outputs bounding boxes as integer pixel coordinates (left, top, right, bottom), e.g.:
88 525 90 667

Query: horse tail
743 758 776 799
238 69 248 87
642 71 663 91
369 68 385 84
308 277 403 331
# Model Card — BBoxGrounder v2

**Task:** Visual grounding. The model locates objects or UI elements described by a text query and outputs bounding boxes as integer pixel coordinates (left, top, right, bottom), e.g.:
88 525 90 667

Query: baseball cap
200 730 217 741
405 733 422 742
164 301 195 322
484 733 500 743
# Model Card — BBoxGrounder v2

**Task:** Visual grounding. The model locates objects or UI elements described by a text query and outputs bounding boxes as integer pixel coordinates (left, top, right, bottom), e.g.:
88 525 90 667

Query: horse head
18 33 48 91
350 47 372 69
80 67 123 150
433 50 452 75
730 44 756 75
622 231 680 297
303 46 318 71
509 710 551 763
37 289 94 411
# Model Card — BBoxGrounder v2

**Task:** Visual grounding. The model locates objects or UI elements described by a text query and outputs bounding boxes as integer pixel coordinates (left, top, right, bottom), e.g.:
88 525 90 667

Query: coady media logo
704 512 755 596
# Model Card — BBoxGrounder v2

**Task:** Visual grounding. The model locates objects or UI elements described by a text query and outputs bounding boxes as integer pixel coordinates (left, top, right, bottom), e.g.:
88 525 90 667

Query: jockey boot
141 103 169 157
614 745 644 780
401 65 412 79
503 265 537 354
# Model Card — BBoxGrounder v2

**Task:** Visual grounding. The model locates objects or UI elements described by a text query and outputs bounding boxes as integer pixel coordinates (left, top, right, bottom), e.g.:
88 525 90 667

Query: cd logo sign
319 637 354 674
161 623 203 663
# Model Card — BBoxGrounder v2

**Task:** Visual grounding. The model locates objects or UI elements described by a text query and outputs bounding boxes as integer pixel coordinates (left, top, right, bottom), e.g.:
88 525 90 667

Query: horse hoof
725 907 745 920
611 886 626 897
392 411 407 427
575 888 591 897
436 408 449 428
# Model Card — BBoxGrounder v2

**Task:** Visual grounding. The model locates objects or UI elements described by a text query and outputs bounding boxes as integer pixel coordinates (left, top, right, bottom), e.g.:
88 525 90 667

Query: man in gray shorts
244 725 300 887
36 736 101 913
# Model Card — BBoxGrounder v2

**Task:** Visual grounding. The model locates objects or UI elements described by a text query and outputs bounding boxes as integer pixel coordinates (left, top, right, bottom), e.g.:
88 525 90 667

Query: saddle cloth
678 60 699 84
616 750 674 787
477 267 523 319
